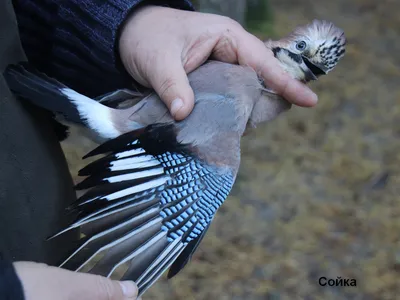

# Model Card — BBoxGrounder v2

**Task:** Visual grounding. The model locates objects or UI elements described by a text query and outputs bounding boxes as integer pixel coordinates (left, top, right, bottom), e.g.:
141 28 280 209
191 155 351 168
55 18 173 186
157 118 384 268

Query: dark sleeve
0 258 24 300
12 0 195 97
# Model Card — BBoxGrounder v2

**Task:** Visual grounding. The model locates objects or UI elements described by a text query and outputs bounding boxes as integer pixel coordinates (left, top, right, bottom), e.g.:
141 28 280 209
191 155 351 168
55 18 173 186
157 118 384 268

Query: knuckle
158 77 179 102
258 57 270 73
277 76 291 96
220 15 242 29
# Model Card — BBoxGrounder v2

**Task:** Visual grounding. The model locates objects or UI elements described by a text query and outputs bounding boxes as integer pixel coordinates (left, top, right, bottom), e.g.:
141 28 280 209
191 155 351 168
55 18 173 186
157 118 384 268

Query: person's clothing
0 1 79 299
0 258 24 300
1 0 79 265
1 1 193 299
12 0 194 97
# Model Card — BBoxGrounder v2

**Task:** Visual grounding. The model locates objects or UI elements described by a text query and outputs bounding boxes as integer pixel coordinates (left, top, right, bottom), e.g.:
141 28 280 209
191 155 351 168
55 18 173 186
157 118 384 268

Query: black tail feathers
3 62 82 124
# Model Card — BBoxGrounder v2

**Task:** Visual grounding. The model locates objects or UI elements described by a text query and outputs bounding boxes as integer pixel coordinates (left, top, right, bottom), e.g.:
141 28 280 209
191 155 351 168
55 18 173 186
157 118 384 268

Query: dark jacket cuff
13 0 195 97
0 257 24 300
66 0 195 69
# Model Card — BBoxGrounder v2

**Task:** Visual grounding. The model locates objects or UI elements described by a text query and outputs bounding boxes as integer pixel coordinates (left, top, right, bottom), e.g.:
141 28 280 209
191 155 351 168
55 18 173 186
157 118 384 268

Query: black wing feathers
83 123 190 159
167 222 211 278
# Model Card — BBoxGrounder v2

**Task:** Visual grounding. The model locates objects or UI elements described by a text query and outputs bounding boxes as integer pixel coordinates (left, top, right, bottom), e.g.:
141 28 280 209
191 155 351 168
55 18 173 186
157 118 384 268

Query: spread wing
53 123 237 296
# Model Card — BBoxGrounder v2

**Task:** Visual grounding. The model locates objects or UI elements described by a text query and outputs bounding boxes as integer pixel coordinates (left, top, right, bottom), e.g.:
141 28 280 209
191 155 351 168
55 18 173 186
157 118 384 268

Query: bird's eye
296 41 307 51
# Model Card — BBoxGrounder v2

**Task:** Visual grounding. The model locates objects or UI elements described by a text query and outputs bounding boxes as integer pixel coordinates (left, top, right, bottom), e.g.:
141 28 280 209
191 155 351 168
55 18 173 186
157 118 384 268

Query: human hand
14 261 139 300
118 6 318 121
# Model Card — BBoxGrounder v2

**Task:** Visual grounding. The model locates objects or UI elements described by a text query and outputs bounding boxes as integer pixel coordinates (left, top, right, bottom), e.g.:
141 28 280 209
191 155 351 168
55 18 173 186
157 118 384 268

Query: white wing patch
106 167 165 183
110 155 155 167
105 175 170 201
116 148 145 158
61 88 121 139
109 159 160 171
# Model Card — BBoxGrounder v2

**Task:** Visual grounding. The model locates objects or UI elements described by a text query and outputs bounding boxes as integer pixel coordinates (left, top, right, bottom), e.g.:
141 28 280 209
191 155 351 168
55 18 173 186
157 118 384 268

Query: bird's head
265 20 346 82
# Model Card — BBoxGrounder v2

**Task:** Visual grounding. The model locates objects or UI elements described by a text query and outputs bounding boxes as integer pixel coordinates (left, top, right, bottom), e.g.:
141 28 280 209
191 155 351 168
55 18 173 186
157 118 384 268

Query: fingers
87 275 138 300
14 261 139 300
119 281 139 299
258 54 318 107
147 53 195 121
71 271 138 300
60 269 139 300
236 31 318 107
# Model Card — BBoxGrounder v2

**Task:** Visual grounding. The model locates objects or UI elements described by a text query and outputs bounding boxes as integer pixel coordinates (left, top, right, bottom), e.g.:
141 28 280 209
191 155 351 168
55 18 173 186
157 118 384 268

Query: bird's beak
303 67 318 82
302 56 329 77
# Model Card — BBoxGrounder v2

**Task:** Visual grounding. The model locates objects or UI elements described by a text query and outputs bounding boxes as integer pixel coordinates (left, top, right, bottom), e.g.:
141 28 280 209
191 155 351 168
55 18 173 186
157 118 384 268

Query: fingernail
170 98 184 118
309 92 318 105
120 281 138 298
300 84 318 106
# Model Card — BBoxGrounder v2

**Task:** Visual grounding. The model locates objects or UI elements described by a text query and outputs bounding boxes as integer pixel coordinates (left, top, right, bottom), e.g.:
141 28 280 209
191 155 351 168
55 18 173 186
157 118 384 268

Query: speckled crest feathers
265 19 346 76
290 19 345 43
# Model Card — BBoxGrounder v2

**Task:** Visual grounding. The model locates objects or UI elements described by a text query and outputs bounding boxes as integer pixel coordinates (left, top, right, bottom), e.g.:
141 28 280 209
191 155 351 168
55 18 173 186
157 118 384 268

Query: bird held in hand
4 19 345 297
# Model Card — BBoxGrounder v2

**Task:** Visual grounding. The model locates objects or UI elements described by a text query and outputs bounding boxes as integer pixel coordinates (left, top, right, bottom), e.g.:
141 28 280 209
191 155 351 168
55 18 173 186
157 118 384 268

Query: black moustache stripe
287 51 303 64
271 47 303 64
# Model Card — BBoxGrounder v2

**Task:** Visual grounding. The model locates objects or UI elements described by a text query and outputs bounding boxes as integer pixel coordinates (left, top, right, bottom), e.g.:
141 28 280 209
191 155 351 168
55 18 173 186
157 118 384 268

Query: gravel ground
62 1 400 299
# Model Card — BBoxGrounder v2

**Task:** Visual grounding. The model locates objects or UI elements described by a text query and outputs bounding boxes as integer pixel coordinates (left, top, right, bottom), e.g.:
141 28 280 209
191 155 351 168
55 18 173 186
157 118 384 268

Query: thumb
83 275 138 300
149 55 195 121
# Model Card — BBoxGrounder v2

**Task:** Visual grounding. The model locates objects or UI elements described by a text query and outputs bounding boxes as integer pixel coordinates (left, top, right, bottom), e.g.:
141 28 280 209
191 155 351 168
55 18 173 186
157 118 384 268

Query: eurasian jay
4 20 346 296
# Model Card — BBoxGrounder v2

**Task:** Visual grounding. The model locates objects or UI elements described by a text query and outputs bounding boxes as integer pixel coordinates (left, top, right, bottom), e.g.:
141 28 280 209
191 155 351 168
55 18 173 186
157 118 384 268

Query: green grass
245 0 274 37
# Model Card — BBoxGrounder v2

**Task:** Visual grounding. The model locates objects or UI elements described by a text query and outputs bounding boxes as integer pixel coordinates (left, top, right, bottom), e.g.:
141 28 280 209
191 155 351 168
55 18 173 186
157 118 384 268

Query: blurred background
62 0 400 299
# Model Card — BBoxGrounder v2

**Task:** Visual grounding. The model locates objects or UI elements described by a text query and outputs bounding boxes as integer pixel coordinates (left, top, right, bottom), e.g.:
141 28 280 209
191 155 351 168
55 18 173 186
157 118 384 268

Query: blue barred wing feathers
53 123 236 296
